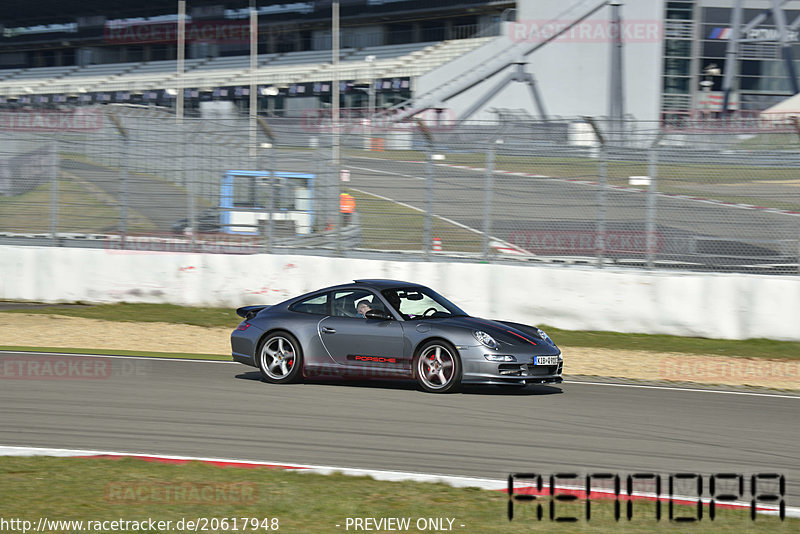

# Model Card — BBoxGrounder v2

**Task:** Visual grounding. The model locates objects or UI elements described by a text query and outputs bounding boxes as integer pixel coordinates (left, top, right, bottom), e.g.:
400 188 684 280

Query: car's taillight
235 322 251 331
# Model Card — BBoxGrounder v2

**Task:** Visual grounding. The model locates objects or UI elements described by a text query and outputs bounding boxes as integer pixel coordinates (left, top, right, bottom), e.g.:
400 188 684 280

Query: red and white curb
1 446 797 519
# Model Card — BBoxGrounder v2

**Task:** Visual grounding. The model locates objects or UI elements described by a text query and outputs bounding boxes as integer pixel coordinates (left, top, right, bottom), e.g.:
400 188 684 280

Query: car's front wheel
257 332 303 384
414 340 461 393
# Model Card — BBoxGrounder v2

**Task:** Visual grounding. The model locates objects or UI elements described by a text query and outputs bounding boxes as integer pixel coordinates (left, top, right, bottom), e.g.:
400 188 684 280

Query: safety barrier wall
1 246 799 341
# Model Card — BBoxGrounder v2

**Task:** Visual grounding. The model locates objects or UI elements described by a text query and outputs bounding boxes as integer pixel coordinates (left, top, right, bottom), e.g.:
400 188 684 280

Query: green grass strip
543 326 800 360
0 456 793 533
0 345 229 361
0 302 242 328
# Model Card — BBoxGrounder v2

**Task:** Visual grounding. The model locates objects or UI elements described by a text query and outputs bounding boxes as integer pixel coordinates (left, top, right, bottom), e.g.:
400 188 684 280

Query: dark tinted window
332 289 385 318
289 293 329 315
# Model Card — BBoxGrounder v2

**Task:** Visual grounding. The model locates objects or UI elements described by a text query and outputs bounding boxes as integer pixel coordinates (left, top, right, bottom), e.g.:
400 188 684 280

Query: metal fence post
184 119 197 251
424 147 434 259
333 0 342 257
646 146 657 270
586 117 607 268
597 144 607 268
122 132 129 247
417 119 435 258
482 139 497 259
257 117 276 254
269 141 275 253
792 117 800 275
50 136 59 246
646 132 664 270
107 112 129 249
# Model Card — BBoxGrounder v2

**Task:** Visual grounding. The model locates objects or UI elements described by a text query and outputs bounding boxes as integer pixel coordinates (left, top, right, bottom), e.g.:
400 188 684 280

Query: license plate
534 355 559 366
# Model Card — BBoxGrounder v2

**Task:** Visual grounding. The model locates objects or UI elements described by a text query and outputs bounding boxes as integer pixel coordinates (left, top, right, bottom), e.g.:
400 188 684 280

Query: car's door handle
321 326 336 334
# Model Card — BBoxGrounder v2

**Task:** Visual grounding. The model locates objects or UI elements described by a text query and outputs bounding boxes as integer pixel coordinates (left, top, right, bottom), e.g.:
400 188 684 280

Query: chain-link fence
1 105 799 275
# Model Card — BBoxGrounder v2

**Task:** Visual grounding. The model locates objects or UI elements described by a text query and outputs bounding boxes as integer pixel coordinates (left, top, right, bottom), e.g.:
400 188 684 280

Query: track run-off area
1 351 798 509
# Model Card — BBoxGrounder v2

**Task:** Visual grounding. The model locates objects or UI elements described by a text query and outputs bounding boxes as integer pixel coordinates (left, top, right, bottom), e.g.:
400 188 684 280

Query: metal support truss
454 60 548 123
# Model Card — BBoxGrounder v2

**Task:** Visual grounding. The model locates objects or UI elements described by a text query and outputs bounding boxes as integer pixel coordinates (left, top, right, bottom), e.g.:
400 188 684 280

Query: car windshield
381 287 468 320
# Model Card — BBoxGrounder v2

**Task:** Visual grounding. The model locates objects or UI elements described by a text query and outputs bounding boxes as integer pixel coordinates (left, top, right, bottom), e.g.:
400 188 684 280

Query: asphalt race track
340 154 800 268
1 351 798 505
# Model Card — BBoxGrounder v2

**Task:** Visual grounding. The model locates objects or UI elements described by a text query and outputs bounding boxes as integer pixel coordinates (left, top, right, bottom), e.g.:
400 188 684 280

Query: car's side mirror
365 309 392 321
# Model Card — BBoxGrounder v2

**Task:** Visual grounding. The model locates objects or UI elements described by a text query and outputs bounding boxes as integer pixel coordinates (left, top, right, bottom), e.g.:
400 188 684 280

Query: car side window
332 290 384 318
397 293 442 317
289 293 329 315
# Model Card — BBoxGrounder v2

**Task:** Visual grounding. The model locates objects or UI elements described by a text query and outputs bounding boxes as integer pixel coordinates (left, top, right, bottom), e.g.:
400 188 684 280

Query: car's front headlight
484 354 516 362
536 328 554 345
473 330 499 350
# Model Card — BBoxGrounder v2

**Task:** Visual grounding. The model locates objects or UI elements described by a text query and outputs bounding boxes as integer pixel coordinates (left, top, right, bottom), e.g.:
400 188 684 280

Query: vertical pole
586 118 607 268
257 117 276 252
482 141 496 259
721 0 743 116
176 0 185 120
268 142 275 253
50 138 59 245
108 112 130 249
596 143 607 268
366 55 375 150
793 117 800 275
424 146 433 259
608 1 624 142
417 118 435 258
249 1 258 158
186 123 196 251
333 1 342 254
773 0 800 94
646 146 658 269
121 134 129 249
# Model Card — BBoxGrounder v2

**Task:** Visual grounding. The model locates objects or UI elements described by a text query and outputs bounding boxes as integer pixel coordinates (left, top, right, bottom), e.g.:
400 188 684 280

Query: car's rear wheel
414 340 461 393
257 332 303 384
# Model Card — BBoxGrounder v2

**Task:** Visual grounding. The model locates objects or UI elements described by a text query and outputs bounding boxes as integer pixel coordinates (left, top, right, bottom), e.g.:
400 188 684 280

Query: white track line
346 185 530 254
348 156 800 217
565 379 800 399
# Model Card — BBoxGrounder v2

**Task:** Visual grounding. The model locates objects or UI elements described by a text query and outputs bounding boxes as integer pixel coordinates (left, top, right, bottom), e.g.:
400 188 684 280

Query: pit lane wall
2 246 799 341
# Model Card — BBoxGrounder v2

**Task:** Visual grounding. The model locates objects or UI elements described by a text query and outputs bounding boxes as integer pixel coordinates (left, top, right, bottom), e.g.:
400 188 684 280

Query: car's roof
352 279 424 290
284 280 427 304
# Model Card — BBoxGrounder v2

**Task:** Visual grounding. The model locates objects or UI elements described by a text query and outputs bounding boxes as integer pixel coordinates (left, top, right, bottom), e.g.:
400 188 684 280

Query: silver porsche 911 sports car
231 279 562 393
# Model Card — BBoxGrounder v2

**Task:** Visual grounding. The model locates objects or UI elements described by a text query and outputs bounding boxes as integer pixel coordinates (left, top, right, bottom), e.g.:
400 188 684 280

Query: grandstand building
1 0 800 121
0 0 510 115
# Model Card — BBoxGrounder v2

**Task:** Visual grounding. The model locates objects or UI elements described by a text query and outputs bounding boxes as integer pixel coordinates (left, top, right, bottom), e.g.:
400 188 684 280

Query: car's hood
428 316 558 350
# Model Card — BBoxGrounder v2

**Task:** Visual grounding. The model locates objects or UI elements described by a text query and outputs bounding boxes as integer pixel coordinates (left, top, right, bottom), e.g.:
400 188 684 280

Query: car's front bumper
459 346 563 386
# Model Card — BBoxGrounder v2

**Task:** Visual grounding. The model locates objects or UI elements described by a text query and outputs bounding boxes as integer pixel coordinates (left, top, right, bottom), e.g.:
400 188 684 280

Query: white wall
417 0 664 121
1 246 799 341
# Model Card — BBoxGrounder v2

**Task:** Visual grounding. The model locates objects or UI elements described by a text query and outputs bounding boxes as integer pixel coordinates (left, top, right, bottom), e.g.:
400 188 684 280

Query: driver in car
356 301 372 318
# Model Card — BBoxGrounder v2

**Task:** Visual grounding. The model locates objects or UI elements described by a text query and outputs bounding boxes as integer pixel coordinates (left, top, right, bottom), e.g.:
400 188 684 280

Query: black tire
257 331 304 384
414 340 461 393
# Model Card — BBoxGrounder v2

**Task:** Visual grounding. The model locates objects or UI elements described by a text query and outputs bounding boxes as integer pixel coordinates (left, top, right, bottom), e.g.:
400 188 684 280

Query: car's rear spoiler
236 305 270 320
